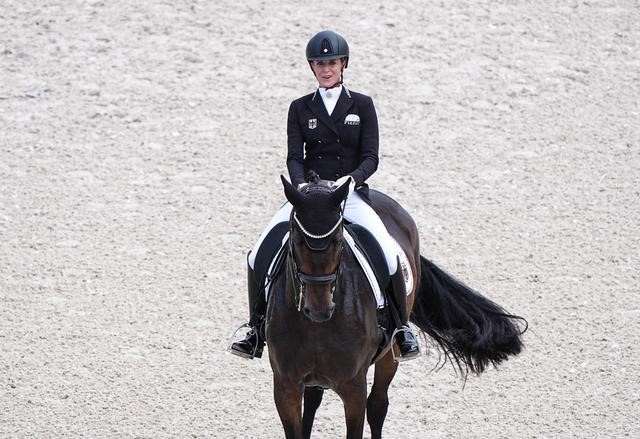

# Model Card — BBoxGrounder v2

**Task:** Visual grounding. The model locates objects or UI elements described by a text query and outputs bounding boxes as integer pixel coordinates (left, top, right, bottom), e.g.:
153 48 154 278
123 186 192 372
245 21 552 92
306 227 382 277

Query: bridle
293 212 342 240
289 210 345 312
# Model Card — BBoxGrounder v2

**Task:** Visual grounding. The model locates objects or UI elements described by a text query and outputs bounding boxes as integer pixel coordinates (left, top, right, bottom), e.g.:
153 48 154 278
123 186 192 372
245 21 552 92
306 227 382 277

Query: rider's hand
297 182 309 191
334 175 355 196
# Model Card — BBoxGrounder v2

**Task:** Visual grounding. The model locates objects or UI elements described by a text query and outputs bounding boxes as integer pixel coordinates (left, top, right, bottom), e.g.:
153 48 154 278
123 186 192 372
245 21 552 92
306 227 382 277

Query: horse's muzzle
303 303 335 322
296 270 338 322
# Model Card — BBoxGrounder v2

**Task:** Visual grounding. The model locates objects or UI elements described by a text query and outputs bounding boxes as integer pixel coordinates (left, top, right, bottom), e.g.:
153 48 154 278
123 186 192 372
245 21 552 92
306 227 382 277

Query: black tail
410 256 527 376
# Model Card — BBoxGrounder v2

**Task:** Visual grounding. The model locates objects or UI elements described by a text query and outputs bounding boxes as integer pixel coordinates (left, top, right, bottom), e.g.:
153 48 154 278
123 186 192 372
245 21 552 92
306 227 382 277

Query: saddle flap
344 223 390 290
253 222 289 286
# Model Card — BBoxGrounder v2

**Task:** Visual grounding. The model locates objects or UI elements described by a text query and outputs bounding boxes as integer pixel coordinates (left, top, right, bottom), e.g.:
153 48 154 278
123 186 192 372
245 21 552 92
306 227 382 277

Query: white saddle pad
343 229 413 308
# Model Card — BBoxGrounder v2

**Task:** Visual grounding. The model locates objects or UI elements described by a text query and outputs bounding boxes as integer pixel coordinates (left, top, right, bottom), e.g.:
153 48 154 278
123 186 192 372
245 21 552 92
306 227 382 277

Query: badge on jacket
308 118 317 129
344 114 360 125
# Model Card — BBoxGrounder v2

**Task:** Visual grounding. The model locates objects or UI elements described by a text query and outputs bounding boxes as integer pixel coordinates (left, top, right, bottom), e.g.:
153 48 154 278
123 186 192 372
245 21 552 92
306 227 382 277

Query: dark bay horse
265 176 525 439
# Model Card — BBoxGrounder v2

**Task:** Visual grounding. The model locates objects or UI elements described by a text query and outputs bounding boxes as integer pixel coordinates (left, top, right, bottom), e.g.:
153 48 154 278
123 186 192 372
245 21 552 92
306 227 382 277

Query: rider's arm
349 95 379 187
286 101 306 187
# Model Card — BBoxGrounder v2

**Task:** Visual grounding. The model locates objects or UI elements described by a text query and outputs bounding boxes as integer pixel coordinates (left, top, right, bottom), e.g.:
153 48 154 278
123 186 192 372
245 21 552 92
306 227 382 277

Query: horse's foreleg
302 387 324 439
367 352 398 439
336 373 368 439
273 375 305 439
302 386 324 439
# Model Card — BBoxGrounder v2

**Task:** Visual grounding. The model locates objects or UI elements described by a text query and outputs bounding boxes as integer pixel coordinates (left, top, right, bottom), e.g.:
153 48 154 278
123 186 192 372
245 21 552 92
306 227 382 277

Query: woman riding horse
230 30 420 361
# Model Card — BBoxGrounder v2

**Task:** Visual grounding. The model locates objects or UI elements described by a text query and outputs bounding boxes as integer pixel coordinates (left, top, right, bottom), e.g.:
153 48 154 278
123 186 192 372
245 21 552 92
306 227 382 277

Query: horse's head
281 175 350 323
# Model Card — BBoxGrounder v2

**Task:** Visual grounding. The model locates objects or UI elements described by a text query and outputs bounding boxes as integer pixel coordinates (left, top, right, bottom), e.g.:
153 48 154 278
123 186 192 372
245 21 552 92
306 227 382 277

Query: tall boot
387 260 420 361
229 264 266 359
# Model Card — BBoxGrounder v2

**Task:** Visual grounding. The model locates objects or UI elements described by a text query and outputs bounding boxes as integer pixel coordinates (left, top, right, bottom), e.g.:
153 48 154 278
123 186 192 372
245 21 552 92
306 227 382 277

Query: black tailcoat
286 87 379 188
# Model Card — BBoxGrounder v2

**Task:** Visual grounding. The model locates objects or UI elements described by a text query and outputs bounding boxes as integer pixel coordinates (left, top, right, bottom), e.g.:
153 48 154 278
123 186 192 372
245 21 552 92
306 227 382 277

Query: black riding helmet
306 30 349 68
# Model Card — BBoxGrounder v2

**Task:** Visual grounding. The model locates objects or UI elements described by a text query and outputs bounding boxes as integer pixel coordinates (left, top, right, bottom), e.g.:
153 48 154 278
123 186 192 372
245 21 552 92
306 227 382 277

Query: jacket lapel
307 91 338 135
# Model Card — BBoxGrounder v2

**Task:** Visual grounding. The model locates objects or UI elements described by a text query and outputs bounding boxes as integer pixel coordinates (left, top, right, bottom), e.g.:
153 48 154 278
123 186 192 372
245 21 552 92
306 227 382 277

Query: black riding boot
388 262 420 361
229 264 266 359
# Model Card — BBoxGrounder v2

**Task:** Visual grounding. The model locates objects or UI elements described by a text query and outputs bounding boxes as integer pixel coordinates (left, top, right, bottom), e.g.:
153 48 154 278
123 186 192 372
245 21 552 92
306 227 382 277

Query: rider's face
311 58 345 88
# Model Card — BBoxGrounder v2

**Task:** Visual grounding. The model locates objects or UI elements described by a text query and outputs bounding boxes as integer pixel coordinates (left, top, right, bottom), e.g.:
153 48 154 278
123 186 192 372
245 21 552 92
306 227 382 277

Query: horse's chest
267 319 376 379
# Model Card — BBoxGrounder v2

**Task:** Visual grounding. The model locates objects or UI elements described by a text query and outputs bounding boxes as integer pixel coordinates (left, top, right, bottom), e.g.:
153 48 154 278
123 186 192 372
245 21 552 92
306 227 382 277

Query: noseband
289 211 344 312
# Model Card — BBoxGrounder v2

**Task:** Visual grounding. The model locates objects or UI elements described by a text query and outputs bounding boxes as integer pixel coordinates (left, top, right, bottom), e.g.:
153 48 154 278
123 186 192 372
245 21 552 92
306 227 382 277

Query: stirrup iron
227 322 261 359
391 326 421 363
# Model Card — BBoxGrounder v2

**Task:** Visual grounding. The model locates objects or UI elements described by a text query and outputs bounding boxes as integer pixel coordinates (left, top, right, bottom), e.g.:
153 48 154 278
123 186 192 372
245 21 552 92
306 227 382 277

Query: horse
265 175 525 439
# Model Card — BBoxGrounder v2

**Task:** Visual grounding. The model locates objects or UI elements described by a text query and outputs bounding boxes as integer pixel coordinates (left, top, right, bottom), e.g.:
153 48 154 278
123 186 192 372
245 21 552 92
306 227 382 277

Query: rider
229 30 420 361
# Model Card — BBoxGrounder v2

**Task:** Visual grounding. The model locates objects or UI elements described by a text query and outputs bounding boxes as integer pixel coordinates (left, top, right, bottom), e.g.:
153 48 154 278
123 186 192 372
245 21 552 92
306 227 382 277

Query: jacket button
335 173 340 177
317 140 322 143
336 139 341 143
318 155 322 159
337 156 341 160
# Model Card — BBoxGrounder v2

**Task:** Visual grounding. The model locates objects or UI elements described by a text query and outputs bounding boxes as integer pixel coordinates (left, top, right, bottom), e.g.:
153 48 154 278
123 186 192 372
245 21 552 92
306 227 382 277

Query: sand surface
1 1 639 438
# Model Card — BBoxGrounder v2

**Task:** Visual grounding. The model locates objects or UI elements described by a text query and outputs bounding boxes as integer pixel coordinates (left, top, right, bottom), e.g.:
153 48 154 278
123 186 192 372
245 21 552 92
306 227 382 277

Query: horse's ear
281 175 303 207
330 178 350 205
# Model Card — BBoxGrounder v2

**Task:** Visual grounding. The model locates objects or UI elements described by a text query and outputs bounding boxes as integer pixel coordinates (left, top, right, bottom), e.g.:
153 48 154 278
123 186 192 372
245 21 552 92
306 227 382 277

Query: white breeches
248 191 399 275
